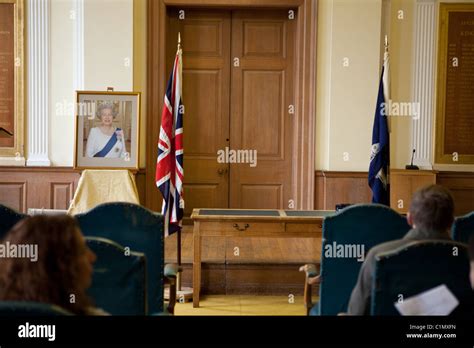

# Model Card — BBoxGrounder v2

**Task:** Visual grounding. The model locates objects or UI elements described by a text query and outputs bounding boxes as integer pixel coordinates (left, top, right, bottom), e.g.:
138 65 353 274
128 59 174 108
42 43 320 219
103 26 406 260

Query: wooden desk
191 208 335 307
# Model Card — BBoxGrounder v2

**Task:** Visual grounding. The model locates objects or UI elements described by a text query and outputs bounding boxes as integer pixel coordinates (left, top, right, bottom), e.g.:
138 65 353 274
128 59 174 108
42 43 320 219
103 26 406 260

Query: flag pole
174 32 193 302
176 31 182 292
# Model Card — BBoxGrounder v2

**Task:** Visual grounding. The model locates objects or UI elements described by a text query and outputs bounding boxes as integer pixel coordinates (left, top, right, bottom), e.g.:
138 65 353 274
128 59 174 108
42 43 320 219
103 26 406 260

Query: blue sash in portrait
94 128 122 158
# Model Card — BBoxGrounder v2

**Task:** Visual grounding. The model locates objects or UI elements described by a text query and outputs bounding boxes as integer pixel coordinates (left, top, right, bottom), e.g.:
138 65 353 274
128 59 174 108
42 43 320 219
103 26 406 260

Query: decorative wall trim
412 0 436 169
27 0 51 166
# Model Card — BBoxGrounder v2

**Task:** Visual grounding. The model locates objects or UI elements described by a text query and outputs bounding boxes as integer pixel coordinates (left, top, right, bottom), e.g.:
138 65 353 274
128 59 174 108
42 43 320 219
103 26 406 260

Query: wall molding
27 0 51 166
411 0 436 169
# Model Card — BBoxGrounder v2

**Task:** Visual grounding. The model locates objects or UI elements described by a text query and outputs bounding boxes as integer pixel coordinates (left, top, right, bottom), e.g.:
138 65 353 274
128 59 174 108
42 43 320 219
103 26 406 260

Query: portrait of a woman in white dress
85 103 127 158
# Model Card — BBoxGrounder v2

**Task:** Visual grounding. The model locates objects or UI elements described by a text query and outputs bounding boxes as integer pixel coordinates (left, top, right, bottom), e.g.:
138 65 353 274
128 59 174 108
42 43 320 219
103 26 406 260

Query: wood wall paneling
437 171 474 215
390 169 437 214
50 182 74 210
0 167 80 213
315 170 474 215
0 182 26 212
314 171 371 210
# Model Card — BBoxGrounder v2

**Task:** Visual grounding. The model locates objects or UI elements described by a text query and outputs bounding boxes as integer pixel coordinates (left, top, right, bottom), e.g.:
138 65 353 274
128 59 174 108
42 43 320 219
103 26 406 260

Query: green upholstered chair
371 240 473 316
451 211 474 244
300 204 410 315
86 237 147 315
76 202 179 315
0 301 72 316
0 204 27 239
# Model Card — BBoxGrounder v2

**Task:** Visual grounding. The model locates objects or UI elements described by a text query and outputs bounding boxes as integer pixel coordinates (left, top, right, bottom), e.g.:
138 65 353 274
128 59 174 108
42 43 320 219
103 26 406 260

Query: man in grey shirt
347 184 454 315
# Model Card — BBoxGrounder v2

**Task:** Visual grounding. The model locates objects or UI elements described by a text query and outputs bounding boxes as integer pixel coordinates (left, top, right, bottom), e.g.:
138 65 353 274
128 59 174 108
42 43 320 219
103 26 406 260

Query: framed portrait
74 91 140 170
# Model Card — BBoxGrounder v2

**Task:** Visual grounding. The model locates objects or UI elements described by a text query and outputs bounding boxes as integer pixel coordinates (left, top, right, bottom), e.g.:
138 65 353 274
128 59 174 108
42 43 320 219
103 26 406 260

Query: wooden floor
175 295 308 316
165 226 321 264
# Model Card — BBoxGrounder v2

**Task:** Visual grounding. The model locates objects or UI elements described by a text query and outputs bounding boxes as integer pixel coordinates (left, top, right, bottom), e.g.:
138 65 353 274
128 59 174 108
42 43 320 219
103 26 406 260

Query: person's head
469 236 474 289
96 103 117 126
407 184 455 234
0 215 96 314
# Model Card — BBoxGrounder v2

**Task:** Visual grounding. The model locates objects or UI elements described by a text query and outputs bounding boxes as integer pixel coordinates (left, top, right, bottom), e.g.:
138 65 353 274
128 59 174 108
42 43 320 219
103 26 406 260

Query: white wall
50 0 75 166
49 0 133 166
84 0 133 90
316 0 383 171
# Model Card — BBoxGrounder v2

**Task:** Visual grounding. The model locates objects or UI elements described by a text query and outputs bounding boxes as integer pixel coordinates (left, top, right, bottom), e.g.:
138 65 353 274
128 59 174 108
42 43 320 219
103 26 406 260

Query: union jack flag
155 46 184 236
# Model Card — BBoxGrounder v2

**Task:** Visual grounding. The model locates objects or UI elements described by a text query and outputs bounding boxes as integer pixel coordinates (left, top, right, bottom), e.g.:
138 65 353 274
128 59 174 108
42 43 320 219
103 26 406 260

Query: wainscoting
437 171 474 216
315 170 474 215
0 167 81 213
314 171 372 210
0 167 472 215
0 167 147 213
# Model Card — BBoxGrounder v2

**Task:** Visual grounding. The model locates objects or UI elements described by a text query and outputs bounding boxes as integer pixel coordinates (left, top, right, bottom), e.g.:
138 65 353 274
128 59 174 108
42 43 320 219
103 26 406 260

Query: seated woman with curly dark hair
0 215 106 315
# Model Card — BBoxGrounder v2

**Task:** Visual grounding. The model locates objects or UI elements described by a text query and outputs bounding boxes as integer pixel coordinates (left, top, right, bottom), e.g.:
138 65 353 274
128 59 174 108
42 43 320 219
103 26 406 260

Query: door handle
233 223 249 232
217 168 228 176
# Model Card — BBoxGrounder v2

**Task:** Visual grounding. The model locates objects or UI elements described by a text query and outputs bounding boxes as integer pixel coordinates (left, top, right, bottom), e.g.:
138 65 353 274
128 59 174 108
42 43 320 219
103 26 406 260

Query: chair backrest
451 212 474 244
371 240 472 316
76 202 164 313
0 204 27 239
86 237 147 315
0 301 72 316
318 204 410 315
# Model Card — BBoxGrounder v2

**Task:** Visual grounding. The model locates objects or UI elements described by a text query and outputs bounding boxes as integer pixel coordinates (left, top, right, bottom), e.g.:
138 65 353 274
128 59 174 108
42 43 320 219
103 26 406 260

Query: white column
411 0 436 169
27 0 51 166
73 0 84 90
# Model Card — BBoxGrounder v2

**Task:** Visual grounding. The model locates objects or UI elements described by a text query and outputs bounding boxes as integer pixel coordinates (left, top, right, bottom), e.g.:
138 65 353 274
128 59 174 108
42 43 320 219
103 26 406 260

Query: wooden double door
168 8 296 215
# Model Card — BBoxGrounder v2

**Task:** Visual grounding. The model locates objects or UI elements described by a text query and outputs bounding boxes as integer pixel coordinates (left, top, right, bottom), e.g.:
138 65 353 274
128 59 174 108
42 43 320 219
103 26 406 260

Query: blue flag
369 51 390 205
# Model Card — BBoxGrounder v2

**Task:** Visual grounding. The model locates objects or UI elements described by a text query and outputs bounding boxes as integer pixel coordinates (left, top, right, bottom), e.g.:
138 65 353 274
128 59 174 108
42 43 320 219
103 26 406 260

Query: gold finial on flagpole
384 35 389 51
178 32 181 52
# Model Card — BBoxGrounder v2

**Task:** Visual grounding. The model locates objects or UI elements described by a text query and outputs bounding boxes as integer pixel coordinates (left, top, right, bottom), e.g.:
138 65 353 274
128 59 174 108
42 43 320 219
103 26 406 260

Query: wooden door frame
146 0 317 211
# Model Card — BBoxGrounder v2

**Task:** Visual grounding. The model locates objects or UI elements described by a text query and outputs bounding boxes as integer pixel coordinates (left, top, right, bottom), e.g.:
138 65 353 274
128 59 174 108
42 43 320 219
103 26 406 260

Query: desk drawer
199 221 285 236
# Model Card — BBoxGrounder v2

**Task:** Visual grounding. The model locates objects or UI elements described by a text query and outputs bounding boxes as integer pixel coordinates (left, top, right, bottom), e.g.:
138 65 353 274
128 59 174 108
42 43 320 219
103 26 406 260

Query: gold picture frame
0 0 25 163
74 91 141 170
435 3 474 164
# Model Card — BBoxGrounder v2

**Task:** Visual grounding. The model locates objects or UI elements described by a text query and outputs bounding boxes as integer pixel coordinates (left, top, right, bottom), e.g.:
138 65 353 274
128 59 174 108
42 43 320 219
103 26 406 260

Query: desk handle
233 223 249 232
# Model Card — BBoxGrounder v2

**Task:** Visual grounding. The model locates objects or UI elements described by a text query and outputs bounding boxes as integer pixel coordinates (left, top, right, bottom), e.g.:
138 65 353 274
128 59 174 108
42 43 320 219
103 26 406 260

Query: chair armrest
164 263 180 278
163 263 182 315
299 264 320 315
299 263 318 278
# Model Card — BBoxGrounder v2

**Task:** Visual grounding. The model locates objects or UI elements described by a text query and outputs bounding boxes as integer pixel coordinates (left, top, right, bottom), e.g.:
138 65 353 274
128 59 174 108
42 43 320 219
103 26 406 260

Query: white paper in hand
394 284 459 316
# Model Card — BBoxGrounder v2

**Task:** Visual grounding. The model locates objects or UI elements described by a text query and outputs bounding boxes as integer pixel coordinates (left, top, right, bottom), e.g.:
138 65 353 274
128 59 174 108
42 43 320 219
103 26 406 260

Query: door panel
168 9 231 216
230 10 295 209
